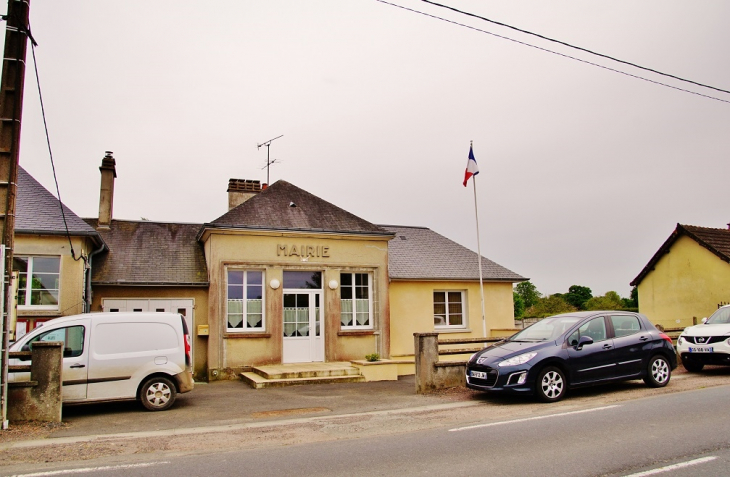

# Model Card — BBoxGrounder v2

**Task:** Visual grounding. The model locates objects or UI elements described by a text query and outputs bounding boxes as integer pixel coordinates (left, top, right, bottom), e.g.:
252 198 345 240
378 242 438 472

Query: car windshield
706 307 730 325
510 316 583 342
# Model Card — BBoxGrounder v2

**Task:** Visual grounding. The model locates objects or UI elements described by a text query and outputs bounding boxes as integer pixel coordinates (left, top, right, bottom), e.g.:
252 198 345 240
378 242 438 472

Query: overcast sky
11 1 730 297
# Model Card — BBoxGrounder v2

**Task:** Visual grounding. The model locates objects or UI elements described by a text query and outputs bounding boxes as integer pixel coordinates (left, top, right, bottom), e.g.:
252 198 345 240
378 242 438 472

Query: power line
27 21 82 261
418 0 730 96
375 0 730 104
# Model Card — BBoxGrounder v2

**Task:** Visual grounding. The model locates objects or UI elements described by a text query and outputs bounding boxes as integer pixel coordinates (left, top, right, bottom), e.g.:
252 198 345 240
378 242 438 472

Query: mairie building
14 153 526 381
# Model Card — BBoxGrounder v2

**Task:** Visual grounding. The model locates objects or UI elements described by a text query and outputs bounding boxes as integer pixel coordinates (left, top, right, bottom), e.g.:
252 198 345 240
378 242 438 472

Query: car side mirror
575 335 594 350
701 317 708 324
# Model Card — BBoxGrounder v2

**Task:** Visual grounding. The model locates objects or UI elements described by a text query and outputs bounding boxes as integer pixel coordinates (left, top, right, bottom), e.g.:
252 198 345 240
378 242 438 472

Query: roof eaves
197 223 395 241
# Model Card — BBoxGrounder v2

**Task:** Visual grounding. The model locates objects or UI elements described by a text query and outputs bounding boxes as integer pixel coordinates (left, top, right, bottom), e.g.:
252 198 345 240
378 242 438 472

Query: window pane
340 273 352 286
283 271 321 289
433 292 445 303
448 313 463 326
228 285 243 300
12 257 28 273
228 270 244 285
247 284 262 300
33 257 60 273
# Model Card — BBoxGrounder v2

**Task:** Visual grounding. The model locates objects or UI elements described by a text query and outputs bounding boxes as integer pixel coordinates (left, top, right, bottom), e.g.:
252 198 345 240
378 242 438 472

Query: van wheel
140 376 177 411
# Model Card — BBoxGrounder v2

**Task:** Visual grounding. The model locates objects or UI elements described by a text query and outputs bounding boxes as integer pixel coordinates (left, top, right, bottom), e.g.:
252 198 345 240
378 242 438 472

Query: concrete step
241 371 365 389
252 362 363 380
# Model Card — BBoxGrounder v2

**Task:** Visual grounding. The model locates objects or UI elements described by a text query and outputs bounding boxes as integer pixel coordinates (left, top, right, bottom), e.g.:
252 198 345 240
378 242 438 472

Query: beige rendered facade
632 224 730 329
200 230 391 380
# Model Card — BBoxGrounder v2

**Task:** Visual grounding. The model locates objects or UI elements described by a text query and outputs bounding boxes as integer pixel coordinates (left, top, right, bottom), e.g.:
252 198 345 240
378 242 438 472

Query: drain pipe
85 241 107 313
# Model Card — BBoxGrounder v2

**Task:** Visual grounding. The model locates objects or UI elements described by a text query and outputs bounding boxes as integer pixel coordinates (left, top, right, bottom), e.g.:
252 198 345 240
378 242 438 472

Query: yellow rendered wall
203 230 390 374
389 280 515 357
638 235 730 329
15 235 95 319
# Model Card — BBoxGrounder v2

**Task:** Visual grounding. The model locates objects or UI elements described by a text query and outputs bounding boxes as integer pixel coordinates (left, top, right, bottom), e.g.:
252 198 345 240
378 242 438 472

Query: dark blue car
466 311 677 402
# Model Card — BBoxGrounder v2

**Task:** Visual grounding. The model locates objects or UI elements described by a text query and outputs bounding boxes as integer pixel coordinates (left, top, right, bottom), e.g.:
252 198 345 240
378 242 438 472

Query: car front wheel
536 366 566 403
140 376 177 411
644 355 671 388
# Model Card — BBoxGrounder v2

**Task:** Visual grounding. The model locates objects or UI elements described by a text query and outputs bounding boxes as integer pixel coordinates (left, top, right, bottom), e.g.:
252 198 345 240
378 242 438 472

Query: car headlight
678 336 684 345
498 352 538 367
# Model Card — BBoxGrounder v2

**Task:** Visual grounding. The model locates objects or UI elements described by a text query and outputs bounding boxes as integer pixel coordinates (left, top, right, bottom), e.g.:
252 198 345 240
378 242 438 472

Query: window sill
223 332 271 339
434 328 472 334
338 330 378 336
17 309 61 317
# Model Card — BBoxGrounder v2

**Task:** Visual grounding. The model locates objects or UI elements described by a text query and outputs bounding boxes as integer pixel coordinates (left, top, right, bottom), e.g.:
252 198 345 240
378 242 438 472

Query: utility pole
0 0 31 430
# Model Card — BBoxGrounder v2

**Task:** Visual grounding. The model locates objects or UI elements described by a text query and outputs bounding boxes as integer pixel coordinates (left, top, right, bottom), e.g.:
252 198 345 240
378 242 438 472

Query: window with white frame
227 270 264 331
340 272 373 329
434 291 465 328
13 256 61 309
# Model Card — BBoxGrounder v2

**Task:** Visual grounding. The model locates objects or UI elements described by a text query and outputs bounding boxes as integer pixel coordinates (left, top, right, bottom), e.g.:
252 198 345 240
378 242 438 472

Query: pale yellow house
13 167 104 338
18 154 526 381
631 223 730 329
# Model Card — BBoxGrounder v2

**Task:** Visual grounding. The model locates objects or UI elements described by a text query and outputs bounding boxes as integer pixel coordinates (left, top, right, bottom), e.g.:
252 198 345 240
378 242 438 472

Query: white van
9 312 194 411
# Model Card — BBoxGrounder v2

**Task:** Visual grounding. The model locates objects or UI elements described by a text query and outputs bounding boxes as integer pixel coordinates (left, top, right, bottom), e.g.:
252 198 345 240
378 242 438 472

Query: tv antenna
257 134 283 184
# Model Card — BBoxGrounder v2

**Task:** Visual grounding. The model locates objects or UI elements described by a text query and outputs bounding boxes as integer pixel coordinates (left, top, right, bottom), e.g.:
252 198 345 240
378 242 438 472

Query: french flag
463 145 479 187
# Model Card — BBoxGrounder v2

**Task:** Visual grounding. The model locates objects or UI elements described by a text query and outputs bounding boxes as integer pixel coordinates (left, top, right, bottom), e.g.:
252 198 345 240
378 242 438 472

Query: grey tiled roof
84 219 208 286
631 223 730 286
381 225 526 282
208 180 392 236
17 166 100 238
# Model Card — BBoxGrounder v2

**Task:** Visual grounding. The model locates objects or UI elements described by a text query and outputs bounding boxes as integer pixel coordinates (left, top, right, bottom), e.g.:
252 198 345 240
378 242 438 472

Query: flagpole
470 147 488 339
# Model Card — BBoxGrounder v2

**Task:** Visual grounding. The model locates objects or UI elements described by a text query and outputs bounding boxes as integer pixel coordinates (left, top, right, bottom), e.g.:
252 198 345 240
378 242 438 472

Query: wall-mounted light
270 279 281 289
328 280 338 290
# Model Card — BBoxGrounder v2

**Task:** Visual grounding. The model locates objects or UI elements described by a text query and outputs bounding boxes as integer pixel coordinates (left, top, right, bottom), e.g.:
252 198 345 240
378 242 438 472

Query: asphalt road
4 384 729 477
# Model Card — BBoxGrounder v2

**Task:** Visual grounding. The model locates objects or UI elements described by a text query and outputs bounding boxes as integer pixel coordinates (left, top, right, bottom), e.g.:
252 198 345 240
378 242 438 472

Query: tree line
513 282 638 319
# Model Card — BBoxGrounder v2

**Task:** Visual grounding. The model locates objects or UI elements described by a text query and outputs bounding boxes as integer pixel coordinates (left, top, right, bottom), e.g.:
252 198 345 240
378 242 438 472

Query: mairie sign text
277 244 330 258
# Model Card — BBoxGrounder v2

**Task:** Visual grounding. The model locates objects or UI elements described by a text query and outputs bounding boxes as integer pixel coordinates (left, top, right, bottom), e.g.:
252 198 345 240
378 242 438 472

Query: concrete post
7 341 63 422
414 333 439 394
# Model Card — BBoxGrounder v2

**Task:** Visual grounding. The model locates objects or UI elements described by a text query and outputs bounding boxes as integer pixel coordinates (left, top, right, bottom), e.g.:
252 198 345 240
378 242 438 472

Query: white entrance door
282 291 324 363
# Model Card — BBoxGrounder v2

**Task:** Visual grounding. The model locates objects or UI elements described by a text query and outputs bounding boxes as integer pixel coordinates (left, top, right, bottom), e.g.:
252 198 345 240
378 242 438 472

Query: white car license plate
470 370 487 379
688 346 713 353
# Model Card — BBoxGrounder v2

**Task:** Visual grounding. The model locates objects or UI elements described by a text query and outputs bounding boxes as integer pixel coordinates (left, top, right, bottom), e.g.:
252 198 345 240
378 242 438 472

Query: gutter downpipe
85 241 107 313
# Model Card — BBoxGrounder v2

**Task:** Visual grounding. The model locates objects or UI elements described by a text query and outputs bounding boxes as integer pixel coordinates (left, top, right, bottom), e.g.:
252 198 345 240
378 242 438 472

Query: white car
677 305 730 372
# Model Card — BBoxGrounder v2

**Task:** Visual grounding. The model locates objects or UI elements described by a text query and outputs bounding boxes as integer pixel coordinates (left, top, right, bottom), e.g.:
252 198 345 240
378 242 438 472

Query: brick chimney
97 151 117 229
228 179 262 210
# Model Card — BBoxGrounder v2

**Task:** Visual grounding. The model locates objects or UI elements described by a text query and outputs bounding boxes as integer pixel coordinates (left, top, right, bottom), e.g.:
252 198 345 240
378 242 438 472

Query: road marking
448 404 621 432
624 456 717 476
9 461 169 477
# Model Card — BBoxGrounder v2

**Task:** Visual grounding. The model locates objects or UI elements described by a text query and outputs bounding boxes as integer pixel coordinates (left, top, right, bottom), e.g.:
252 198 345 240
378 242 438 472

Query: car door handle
70 364 86 368
639 336 649 341
603 344 613 349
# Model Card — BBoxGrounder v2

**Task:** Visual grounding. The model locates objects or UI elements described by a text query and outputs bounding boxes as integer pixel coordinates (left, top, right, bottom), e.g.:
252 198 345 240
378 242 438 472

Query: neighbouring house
631 223 730 329
13 167 104 338
16 153 526 381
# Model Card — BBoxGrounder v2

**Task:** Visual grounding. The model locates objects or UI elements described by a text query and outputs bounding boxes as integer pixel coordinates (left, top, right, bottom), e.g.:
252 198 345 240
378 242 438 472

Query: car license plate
470 370 487 379
688 346 713 353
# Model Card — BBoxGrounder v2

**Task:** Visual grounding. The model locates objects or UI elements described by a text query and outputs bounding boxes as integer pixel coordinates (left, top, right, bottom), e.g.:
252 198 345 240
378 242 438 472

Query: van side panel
87 318 187 401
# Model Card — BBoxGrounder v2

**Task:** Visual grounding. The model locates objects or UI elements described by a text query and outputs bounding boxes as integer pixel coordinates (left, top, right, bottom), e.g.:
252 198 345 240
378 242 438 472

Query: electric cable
27 20 82 261
375 0 730 104
418 0 730 96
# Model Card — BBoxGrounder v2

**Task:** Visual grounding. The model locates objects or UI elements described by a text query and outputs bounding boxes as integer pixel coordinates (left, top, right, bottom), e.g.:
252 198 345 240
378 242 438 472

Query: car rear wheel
682 359 704 373
536 366 566 403
140 376 177 411
644 355 671 387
